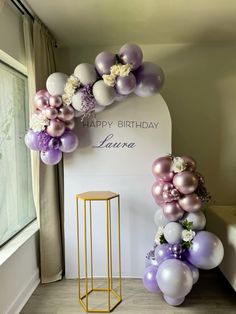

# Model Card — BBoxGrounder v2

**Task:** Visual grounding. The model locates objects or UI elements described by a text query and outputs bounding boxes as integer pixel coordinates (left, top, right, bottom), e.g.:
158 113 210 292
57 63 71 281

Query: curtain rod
10 0 34 21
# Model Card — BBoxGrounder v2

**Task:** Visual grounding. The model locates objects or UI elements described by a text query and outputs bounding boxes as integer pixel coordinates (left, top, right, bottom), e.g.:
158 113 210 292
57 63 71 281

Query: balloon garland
144 155 224 306
24 43 164 165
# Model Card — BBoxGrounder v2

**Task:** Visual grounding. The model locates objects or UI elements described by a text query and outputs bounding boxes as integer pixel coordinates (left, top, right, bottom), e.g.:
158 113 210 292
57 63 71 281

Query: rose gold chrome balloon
46 119 65 137
163 201 184 221
152 180 165 205
152 156 174 182
182 156 197 172
173 171 198 195
49 95 63 108
45 107 58 120
58 105 75 121
65 119 75 130
179 193 202 212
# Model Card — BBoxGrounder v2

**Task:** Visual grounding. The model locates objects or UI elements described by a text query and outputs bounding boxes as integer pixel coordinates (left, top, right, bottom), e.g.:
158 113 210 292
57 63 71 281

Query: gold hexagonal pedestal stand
76 191 122 313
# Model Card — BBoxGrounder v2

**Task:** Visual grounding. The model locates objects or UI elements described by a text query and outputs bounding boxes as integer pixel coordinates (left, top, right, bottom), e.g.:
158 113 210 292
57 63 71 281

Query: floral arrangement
143 155 224 307
25 43 165 165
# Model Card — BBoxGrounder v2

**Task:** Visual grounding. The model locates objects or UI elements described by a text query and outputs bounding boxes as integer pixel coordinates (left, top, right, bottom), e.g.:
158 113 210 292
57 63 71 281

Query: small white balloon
74 63 97 85
154 208 169 228
92 80 115 107
182 211 206 231
164 222 183 244
72 91 83 111
46 72 68 96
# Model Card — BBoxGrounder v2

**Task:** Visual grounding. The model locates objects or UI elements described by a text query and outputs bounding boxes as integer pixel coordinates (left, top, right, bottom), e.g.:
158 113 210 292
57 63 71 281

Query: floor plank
21 269 236 314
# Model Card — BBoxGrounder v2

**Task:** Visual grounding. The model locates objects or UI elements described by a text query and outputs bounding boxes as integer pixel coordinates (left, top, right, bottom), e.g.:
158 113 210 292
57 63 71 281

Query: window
0 56 36 247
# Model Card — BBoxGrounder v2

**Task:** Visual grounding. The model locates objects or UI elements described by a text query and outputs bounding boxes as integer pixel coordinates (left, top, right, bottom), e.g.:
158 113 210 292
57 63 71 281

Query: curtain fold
0 0 6 13
24 16 64 283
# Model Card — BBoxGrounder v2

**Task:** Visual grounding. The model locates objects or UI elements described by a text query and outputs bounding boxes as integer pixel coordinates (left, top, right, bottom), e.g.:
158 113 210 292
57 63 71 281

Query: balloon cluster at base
143 155 224 306
25 43 165 165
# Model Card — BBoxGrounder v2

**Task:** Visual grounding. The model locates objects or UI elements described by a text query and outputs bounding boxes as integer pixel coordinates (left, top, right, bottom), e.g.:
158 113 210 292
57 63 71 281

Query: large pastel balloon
181 211 206 231
45 107 58 120
155 244 171 264
152 181 165 205
184 262 199 284
181 156 197 172
47 119 65 137
25 130 40 151
154 208 169 228
143 265 161 293
46 72 68 96
95 51 116 76
163 222 183 244
40 149 62 165
58 105 75 121
134 62 164 97
92 80 115 106
59 131 79 153
178 193 202 212
173 171 198 195
119 43 143 70
152 156 174 182
74 63 97 85
156 259 193 299
163 201 184 221
49 95 62 108
115 73 136 95
185 231 224 270
163 295 185 306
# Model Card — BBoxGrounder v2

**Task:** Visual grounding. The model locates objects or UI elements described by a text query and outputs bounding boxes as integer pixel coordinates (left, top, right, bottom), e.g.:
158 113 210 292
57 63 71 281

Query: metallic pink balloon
49 95 62 108
152 156 174 182
65 119 75 130
152 180 165 205
179 193 202 212
46 119 65 137
45 107 58 120
35 96 49 110
58 105 75 121
163 201 184 221
34 89 50 102
182 156 197 172
163 183 174 191
173 171 198 195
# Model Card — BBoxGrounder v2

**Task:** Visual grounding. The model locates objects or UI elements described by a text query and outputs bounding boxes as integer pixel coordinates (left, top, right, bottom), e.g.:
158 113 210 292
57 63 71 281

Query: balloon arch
25 44 224 306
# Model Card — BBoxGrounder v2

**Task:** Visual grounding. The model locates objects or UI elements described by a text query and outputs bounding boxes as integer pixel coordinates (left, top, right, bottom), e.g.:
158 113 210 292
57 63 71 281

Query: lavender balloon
119 43 143 70
134 62 164 97
185 231 224 270
95 51 116 76
60 131 79 153
163 295 185 306
173 171 198 195
179 193 202 212
155 244 171 264
152 156 174 182
184 261 199 284
25 130 40 151
115 73 136 95
143 265 161 293
40 149 62 165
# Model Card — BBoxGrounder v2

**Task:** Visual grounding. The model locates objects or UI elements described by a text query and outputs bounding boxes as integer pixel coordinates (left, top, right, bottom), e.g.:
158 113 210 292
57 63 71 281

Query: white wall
56 42 236 205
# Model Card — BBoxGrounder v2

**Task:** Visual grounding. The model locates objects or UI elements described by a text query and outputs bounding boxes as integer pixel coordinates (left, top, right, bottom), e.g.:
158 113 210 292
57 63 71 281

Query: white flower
155 226 164 245
62 94 72 105
67 74 80 88
110 64 121 76
102 74 116 87
171 157 187 173
119 63 132 77
62 75 81 106
30 113 49 132
182 229 195 242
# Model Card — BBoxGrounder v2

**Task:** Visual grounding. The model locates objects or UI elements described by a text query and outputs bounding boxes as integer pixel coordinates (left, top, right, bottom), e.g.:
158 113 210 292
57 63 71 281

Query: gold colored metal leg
76 196 81 299
89 200 94 290
84 200 88 310
108 200 113 291
106 200 111 311
117 196 122 299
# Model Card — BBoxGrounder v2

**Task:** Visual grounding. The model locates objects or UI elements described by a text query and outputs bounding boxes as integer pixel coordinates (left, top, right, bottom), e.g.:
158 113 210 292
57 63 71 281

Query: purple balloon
115 73 136 95
40 149 62 165
134 62 164 97
25 130 40 151
95 51 116 76
143 265 161 293
163 295 185 306
185 231 224 270
155 244 171 264
59 131 79 153
184 261 199 284
119 43 143 70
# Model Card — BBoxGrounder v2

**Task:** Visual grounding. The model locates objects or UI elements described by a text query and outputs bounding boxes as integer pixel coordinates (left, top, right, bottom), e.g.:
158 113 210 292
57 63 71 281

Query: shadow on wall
55 39 236 205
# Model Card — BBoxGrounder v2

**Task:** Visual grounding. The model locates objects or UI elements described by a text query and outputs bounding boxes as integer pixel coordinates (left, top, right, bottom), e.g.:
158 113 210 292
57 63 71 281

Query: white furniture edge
0 49 27 75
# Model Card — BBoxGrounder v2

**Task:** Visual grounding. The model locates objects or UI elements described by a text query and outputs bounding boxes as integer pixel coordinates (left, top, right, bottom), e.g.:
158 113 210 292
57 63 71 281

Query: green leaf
182 219 193 231
160 234 167 244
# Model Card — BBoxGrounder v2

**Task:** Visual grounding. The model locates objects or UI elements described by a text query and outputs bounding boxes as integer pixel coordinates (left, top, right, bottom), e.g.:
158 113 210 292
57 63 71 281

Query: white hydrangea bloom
154 226 164 245
30 113 49 132
102 74 116 87
62 75 81 106
110 64 121 76
182 229 195 242
171 157 187 173
119 63 132 77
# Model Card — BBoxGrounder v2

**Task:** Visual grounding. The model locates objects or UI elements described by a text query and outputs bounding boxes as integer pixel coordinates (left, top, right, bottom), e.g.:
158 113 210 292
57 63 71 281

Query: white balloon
95 104 105 113
92 80 115 106
154 208 169 228
182 211 206 231
164 222 183 244
46 72 68 96
74 63 97 85
72 91 83 111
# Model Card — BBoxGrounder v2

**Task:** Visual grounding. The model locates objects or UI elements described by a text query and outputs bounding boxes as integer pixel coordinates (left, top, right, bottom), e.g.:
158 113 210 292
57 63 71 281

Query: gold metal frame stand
76 191 122 313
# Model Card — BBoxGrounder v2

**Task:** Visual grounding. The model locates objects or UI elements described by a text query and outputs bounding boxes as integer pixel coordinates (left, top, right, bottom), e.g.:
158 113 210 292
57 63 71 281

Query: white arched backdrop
64 93 171 278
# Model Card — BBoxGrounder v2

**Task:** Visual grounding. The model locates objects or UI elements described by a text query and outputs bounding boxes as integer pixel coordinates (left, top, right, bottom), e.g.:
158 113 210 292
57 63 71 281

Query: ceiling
25 0 236 47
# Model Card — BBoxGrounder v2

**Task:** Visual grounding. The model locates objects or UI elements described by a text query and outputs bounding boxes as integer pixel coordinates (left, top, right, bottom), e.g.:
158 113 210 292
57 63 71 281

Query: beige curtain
0 0 6 13
23 16 64 283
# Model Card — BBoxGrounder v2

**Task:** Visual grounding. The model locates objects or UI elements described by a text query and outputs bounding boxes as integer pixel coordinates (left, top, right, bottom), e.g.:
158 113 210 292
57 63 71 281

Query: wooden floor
21 269 236 314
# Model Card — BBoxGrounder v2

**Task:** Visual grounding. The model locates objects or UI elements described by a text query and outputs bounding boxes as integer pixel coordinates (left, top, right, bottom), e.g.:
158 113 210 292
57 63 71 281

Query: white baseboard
6 269 40 314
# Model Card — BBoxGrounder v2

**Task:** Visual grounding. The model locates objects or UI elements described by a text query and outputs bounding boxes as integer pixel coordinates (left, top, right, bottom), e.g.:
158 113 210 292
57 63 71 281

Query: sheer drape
23 16 64 283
